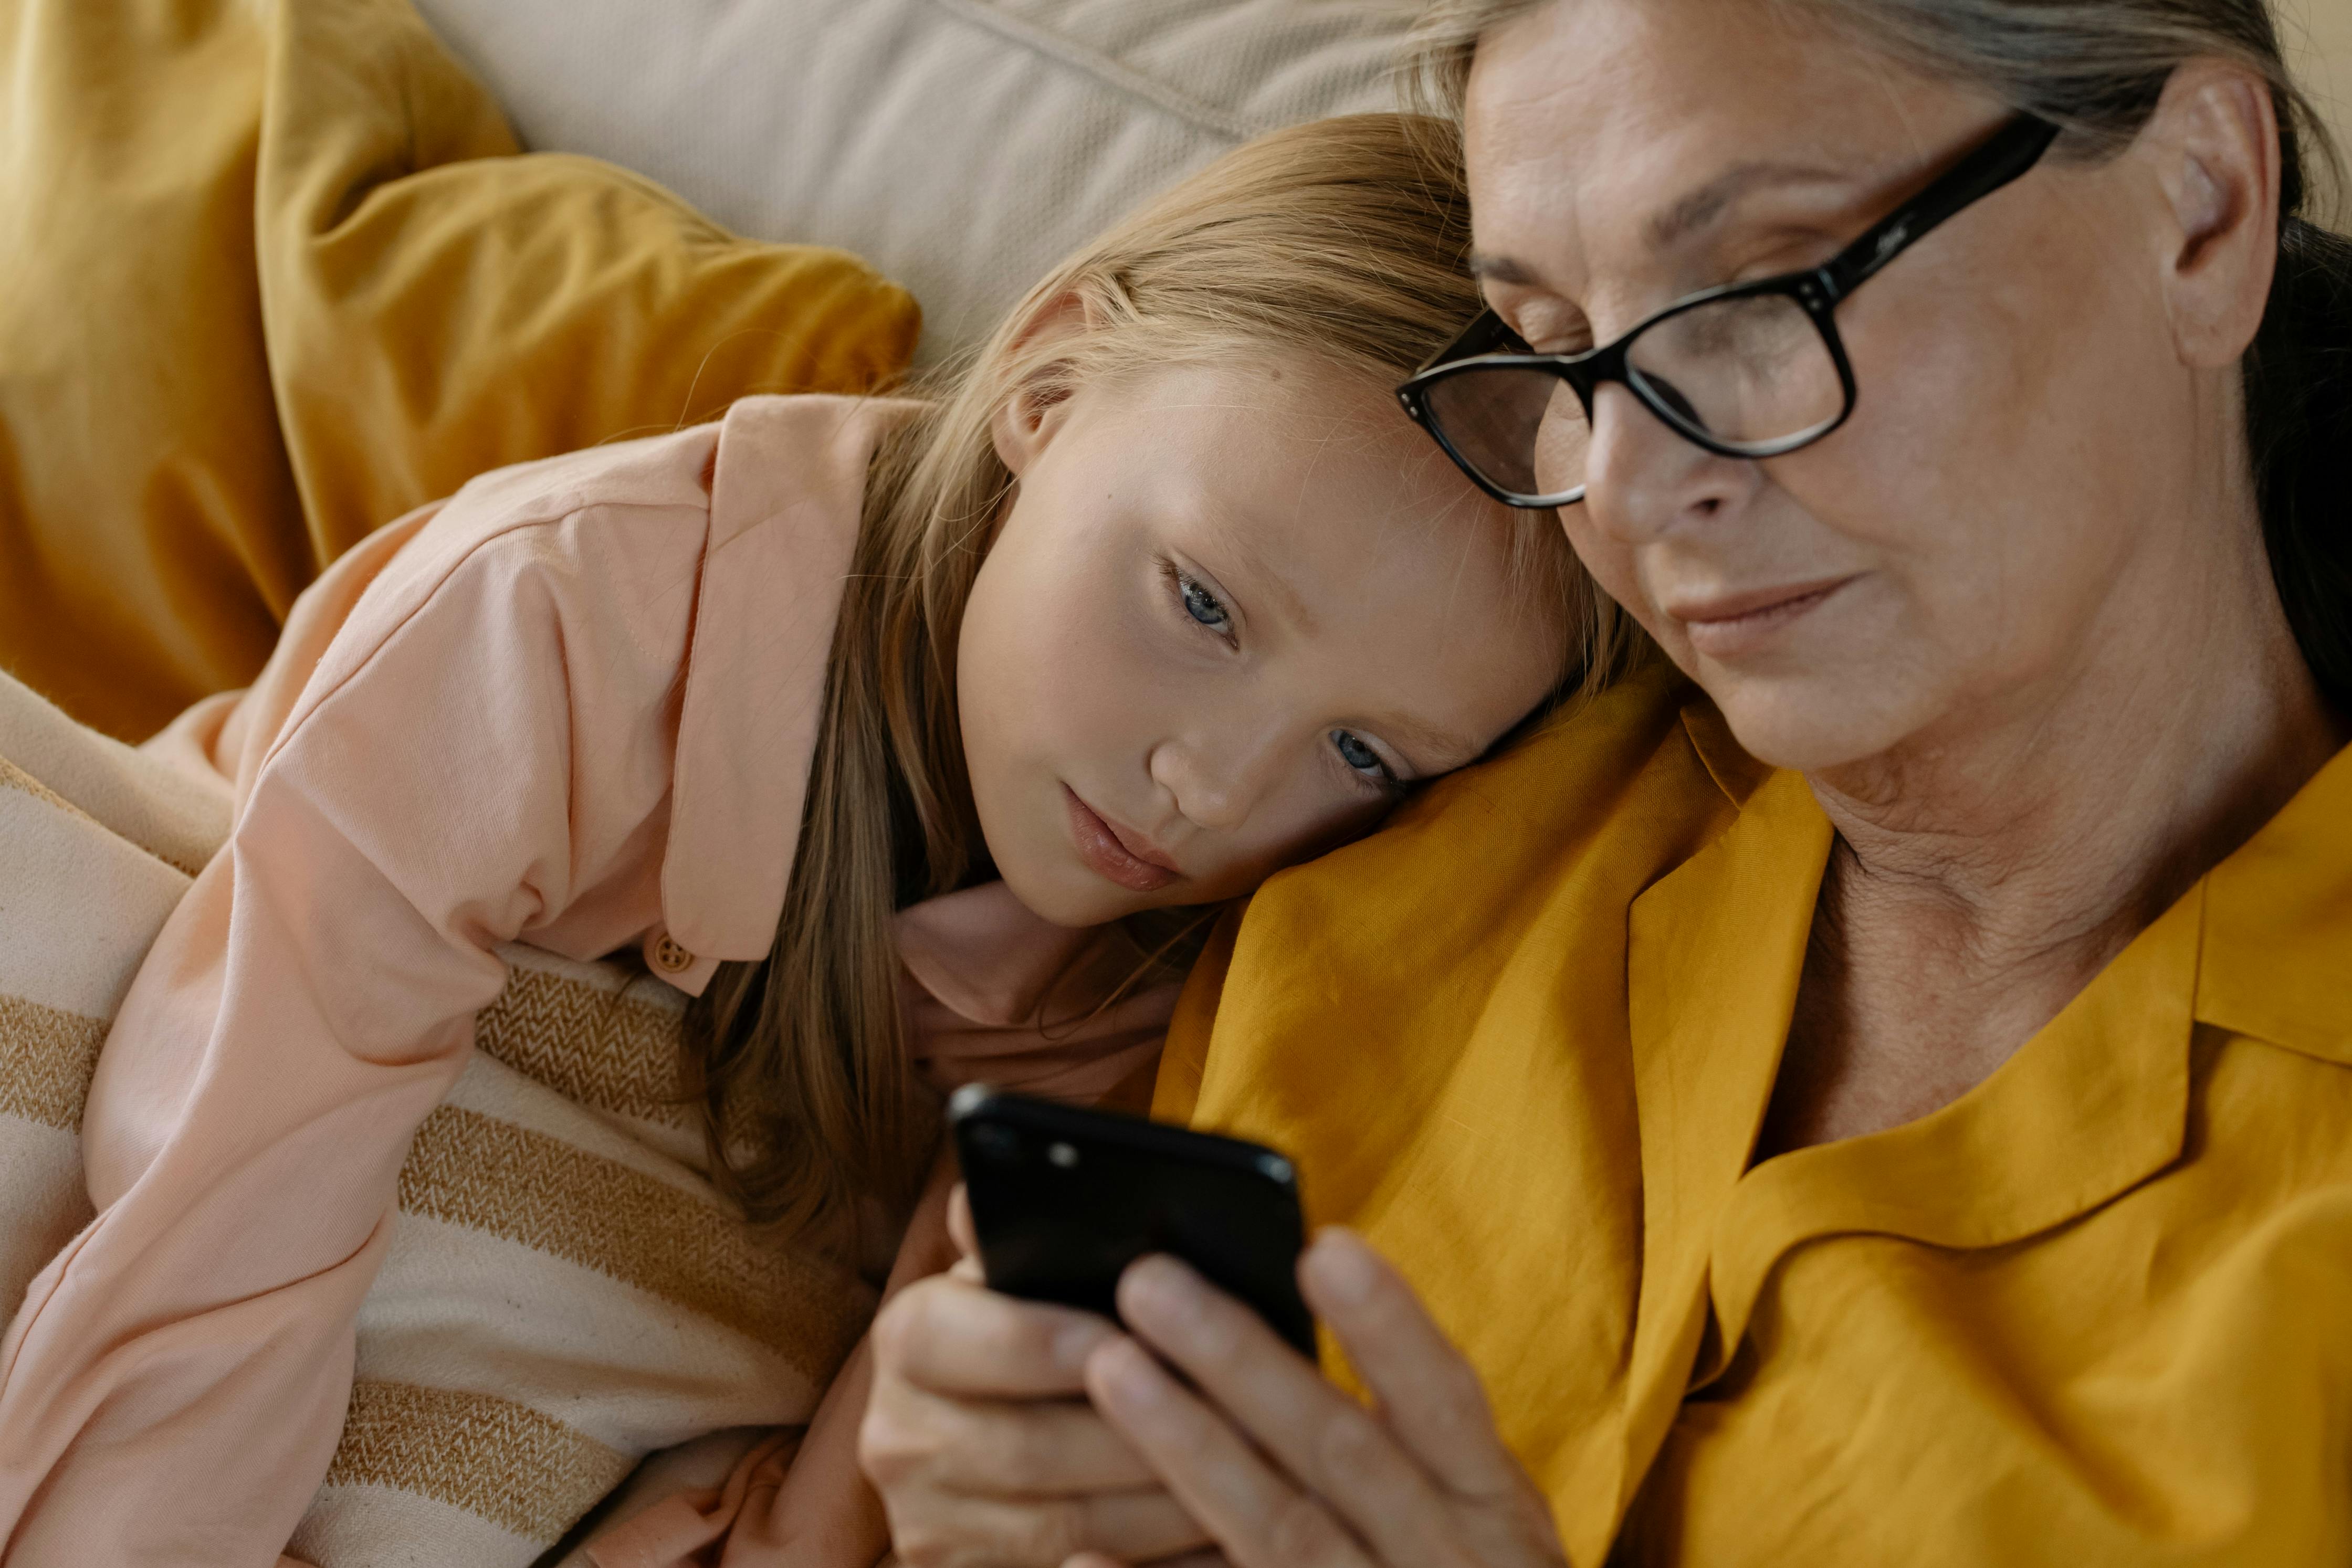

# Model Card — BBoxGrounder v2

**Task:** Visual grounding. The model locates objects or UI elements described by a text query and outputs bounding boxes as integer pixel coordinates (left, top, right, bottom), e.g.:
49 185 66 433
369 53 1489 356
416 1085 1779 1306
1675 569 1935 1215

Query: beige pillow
411 0 1421 357
2281 0 2352 227
421 0 2351 355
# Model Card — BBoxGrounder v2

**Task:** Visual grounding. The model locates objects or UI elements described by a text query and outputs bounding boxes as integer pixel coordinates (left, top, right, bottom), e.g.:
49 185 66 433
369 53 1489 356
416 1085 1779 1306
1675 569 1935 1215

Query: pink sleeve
0 509 681 1566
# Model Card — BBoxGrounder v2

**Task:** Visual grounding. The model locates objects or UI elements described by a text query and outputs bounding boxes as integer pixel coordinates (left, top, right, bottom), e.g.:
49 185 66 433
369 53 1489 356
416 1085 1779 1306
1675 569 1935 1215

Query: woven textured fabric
0 670 872 1567
411 0 1422 359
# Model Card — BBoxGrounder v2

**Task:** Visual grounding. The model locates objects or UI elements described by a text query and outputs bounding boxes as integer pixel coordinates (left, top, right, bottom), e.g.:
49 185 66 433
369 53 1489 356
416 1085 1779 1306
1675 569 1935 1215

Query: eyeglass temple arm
1822 113 2064 301
1412 308 1525 376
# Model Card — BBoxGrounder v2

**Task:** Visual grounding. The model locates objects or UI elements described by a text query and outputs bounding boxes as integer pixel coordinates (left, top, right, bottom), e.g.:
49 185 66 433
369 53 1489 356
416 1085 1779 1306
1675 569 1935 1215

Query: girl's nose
1581 382 1762 544
1150 725 1286 835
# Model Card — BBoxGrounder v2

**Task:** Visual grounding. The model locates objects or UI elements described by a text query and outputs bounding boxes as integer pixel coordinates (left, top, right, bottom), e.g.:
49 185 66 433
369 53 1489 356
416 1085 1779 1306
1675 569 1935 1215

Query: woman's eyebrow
1468 251 1541 286
1647 161 1853 252
1469 160 1852 288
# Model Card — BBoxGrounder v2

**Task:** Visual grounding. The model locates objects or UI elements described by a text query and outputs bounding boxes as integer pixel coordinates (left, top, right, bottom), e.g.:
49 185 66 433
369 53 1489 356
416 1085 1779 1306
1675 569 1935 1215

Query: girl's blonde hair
685 112 1636 1235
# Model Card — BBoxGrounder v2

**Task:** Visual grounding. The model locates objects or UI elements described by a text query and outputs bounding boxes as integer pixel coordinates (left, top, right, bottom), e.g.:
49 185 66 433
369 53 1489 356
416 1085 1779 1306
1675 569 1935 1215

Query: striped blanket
0 669 873 1565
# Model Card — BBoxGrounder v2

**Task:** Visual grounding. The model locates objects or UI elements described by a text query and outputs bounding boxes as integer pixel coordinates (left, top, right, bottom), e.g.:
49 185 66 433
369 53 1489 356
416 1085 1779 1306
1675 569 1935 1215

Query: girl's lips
1063 786 1179 893
1670 575 1854 659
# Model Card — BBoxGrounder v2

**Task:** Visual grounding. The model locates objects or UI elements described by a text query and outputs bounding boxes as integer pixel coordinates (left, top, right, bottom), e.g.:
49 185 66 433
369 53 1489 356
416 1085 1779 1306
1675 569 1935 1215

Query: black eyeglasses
1397 112 2062 509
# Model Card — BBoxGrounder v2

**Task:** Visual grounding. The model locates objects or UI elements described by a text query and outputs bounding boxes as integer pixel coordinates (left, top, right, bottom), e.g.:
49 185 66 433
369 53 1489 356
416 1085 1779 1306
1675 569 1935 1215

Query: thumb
948 1183 979 1261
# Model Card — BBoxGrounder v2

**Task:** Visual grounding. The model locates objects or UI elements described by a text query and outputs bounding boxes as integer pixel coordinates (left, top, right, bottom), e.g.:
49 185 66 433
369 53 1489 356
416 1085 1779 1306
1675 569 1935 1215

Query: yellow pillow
0 0 919 740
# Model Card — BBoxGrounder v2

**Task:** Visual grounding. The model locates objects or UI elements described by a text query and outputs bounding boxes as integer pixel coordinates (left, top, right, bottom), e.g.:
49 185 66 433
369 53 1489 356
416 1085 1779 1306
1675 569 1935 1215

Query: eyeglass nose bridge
1554 332 1722 471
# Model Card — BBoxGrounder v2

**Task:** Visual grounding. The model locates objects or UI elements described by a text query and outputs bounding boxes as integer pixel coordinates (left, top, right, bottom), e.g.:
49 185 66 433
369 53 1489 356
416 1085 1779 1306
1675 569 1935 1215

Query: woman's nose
1581 382 1761 544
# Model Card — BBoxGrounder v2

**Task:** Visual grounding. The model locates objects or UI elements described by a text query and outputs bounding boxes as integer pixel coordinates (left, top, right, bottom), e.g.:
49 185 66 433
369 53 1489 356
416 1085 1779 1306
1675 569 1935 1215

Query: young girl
0 115 1625 1564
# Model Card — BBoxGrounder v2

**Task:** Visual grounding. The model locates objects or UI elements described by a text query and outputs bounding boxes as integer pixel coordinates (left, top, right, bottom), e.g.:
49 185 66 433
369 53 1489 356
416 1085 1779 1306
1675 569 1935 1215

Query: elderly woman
854 0 2352 1562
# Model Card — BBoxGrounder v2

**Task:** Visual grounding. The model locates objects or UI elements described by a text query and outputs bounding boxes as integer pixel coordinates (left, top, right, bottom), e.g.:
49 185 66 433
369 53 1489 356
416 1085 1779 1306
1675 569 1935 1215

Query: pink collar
658 394 919 961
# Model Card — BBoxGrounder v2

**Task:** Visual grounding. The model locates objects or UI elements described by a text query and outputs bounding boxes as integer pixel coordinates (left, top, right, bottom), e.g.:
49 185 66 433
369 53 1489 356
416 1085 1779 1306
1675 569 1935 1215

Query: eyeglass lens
1426 291 1846 500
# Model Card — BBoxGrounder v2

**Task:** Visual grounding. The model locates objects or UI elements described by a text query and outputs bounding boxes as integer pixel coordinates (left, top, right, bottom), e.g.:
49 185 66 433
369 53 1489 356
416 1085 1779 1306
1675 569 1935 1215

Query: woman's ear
2142 59 2281 370
989 289 1098 478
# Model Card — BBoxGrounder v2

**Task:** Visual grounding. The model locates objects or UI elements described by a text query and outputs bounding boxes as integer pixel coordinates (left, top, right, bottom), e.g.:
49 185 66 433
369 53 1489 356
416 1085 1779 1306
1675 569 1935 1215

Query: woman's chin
1706 673 1932 778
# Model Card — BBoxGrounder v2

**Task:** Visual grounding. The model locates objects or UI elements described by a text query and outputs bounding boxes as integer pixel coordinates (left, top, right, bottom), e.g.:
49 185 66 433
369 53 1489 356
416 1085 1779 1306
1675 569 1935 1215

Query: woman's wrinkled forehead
1463 0 1983 320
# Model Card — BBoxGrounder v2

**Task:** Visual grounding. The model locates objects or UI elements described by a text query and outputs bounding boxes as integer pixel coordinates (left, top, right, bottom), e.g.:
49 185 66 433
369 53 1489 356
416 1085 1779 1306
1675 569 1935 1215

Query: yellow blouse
1155 661 2352 1567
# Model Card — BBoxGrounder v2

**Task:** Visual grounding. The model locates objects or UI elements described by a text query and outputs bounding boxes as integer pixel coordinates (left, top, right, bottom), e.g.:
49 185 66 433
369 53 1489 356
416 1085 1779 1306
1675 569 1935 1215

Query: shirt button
650 934 695 974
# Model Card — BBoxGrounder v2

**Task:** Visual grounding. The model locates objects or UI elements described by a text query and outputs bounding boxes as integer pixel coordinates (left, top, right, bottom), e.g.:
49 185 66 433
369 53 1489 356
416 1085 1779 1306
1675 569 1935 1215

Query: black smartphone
947 1084 1317 1356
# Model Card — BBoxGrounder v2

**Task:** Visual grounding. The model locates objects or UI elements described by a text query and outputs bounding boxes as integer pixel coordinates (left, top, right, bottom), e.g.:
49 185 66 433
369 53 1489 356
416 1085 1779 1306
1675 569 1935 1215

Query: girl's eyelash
1332 729 1405 795
1163 562 1234 639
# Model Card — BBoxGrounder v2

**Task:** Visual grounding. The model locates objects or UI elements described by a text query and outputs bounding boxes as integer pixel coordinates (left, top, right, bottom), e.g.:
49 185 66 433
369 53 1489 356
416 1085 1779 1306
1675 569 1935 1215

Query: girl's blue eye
1333 730 1386 778
1180 576 1231 633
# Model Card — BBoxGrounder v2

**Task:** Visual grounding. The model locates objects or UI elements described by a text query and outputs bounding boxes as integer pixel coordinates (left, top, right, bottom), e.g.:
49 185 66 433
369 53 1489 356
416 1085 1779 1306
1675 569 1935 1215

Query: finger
1299 1229 1520 1498
1063 1552 1234 1568
949 1183 979 1259
888 1487 1212 1567
873 1271 1118 1398
1114 1257 1455 1563
1088 1335 1372 1568
863 1388 1161 1496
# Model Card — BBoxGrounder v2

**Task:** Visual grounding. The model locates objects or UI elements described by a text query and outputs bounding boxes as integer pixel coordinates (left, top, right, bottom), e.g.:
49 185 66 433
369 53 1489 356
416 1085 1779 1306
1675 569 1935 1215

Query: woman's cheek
1559 515 1667 646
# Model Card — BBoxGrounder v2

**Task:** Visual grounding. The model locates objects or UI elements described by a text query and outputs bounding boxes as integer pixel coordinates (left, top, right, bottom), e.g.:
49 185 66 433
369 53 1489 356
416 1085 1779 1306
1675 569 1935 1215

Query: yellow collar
1616 700 2352 1509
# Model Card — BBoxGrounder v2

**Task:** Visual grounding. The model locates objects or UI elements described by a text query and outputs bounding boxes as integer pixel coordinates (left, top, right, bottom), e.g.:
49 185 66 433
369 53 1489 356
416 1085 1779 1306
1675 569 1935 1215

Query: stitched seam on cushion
0 757 198 877
925 0 1264 142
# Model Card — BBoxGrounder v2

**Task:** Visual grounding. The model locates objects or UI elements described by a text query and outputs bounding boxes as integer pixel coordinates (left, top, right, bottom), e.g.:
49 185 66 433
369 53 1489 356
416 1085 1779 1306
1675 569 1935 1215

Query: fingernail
1097 1338 1168 1411
1120 1254 1203 1325
1055 1320 1107 1372
1306 1229 1380 1307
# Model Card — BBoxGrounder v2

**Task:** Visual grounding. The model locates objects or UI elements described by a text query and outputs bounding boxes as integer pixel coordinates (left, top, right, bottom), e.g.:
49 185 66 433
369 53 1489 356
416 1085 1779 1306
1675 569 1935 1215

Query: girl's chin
991 856 1140 930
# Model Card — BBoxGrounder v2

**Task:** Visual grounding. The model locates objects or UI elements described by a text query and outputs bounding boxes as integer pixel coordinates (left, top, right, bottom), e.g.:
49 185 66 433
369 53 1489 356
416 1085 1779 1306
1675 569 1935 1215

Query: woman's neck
1762 494 2347 1155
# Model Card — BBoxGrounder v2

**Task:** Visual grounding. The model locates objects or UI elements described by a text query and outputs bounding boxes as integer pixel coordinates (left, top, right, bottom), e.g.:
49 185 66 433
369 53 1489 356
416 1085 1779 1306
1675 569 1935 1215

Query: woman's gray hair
1406 0 2341 214
1408 0 2352 712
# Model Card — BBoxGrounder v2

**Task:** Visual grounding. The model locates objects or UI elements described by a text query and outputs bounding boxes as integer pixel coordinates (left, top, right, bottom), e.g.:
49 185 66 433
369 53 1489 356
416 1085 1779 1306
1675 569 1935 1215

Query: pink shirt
0 396 1176 1565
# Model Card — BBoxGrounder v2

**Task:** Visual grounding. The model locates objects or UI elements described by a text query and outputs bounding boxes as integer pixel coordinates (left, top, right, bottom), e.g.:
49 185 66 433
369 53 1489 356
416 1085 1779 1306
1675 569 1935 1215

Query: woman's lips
1063 786 1179 894
1669 575 1854 659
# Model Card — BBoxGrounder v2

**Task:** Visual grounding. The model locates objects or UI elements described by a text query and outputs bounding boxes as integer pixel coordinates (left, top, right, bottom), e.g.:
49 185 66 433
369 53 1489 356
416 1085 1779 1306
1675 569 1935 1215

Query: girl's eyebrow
1202 519 1319 639
1380 713 1482 778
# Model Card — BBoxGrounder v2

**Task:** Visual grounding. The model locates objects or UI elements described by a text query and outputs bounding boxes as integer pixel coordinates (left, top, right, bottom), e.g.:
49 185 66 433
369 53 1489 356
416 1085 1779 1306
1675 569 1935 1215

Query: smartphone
947 1084 1317 1356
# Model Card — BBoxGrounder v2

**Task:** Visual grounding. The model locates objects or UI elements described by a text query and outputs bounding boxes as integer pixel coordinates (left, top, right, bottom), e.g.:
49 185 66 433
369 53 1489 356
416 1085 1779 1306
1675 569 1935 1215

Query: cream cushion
414 0 2349 362
2281 0 2352 227
409 0 1421 357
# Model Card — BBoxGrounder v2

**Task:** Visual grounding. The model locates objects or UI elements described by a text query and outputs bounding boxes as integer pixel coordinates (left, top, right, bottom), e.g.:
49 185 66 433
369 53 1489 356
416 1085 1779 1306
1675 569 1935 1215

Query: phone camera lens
1047 1141 1080 1170
968 1124 1021 1162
